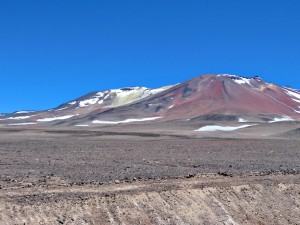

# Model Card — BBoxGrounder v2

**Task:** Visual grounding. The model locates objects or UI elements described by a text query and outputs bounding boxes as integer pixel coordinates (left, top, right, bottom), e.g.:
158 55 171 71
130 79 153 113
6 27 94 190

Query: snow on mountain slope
195 124 256 132
0 74 300 127
52 86 173 111
80 74 300 124
0 85 172 126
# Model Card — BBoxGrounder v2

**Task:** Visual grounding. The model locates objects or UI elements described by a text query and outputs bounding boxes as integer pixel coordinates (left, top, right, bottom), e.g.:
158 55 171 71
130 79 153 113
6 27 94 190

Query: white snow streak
234 78 253 87
79 92 104 107
195 124 255 132
265 93 300 114
238 118 248 123
55 107 68 111
284 89 300 100
75 124 89 127
0 116 32 120
92 117 161 124
292 98 300 103
16 111 33 114
37 115 75 122
269 116 295 123
283 88 300 108
217 74 254 87
8 123 37 126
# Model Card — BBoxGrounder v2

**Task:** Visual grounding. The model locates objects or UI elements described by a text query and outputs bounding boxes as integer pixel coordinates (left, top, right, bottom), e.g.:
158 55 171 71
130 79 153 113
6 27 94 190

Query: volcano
1 74 300 127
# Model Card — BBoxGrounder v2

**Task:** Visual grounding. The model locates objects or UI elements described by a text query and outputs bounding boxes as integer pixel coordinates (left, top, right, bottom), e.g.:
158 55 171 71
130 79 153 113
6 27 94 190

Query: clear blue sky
1 0 300 113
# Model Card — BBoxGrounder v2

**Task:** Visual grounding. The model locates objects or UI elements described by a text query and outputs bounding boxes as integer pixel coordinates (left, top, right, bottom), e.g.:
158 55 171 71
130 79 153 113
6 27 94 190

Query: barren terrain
0 127 299 224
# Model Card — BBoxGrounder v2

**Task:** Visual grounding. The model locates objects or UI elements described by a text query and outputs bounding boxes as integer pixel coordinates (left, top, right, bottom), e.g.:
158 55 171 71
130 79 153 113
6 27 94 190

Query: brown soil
0 128 299 224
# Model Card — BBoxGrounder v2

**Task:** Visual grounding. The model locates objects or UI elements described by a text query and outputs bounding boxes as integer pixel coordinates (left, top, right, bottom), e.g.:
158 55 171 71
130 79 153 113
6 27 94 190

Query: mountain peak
1 74 300 127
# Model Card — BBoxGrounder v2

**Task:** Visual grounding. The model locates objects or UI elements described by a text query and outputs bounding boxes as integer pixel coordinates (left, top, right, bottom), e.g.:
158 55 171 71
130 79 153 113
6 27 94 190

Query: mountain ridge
1 74 300 127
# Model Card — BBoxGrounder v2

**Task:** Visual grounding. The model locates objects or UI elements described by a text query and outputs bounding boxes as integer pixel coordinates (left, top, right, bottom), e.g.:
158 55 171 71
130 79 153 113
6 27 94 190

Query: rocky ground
0 127 299 224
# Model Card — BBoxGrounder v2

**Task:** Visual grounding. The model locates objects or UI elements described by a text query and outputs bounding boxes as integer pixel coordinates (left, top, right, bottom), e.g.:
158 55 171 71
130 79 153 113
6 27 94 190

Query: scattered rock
186 174 195 178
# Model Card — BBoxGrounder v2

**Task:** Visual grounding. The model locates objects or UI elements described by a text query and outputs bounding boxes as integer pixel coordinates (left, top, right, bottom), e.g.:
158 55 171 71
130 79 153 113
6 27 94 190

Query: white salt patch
93 117 161 124
195 124 255 132
238 118 248 123
8 123 37 126
269 116 295 123
37 115 75 122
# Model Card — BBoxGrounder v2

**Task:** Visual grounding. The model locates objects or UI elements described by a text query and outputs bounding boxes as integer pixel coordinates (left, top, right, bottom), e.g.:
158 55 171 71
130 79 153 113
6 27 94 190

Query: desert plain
0 121 299 225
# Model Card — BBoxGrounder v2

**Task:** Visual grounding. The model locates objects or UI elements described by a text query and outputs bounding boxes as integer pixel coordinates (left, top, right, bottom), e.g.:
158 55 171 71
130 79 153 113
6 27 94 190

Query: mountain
1 74 300 127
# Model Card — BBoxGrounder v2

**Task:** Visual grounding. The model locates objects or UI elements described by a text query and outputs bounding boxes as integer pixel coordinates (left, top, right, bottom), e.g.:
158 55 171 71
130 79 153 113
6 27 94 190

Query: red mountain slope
1 74 300 126
85 74 300 123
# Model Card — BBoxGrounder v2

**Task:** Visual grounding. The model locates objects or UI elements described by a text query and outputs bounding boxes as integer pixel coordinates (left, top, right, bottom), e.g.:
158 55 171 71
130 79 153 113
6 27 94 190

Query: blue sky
1 0 300 113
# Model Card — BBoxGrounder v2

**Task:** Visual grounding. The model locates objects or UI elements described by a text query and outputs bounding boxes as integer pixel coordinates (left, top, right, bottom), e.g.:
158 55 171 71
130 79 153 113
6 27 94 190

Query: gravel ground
0 129 299 224
0 131 299 184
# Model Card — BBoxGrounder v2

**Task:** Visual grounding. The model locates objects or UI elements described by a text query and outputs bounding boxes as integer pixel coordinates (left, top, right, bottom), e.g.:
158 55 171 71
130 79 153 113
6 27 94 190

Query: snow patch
37 115 75 122
75 124 89 127
72 86 172 109
234 78 253 86
79 98 98 107
238 118 248 123
0 116 32 120
284 88 300 100
79 92 104 107
218 74 254 87
16 111 33 114
168 105 174 109
55 107 68 111
266 93 300 114
195 124 255 132
8 123 37 126
269 116 295 123
92 117 161 124
292 98 300 103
